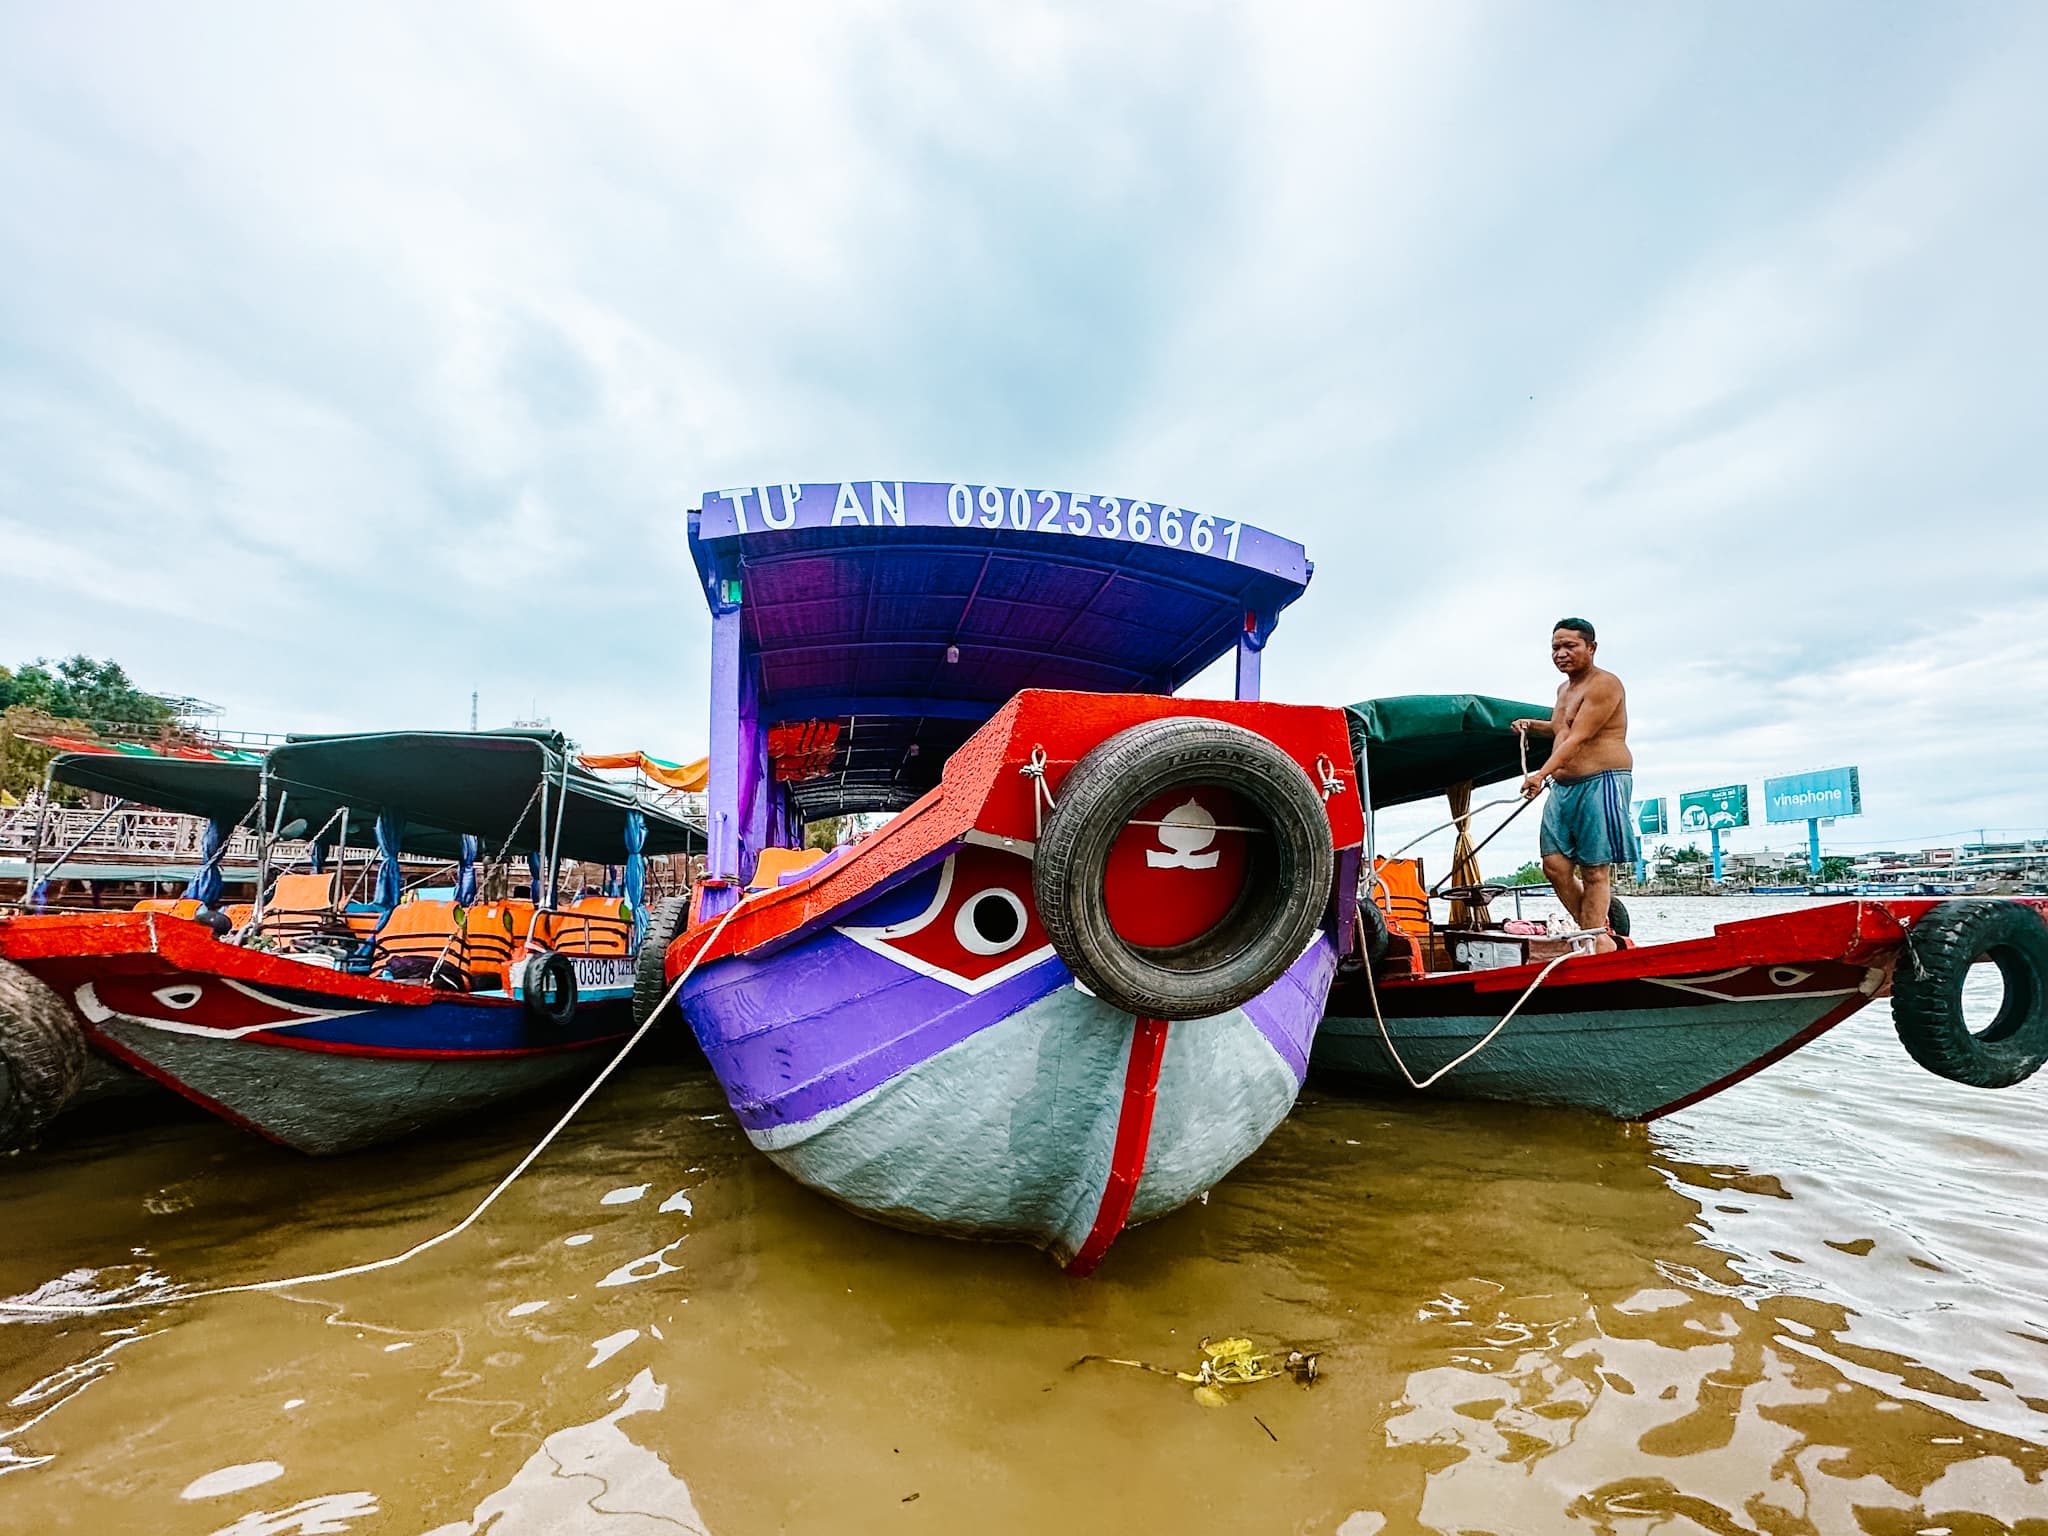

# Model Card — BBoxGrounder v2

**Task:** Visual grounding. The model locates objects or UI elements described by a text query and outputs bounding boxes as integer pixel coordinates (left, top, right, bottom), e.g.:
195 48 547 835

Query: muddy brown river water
2 897 2044 1533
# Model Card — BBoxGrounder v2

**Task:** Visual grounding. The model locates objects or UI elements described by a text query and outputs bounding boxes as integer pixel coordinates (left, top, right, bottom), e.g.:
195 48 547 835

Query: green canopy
50 753 265 827
1346 694 1552 809
267 730 704 861
52 729 705 863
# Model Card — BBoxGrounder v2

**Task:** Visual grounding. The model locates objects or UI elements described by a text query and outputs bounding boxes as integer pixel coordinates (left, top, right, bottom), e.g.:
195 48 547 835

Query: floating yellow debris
1073 1336 1321 1404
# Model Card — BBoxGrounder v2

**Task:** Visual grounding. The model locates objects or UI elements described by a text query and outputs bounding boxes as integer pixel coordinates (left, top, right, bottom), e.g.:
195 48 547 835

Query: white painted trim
1645 968 1859 1004
835 852 1057 995
73 979 366 1040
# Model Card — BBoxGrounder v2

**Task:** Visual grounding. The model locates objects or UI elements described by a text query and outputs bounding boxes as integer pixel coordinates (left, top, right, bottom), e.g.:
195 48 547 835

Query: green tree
804 816 848 851
1500 860 1546 886
2 654 178 800
1659 843 1708 866
1816 855 1855 882
1 655 172 726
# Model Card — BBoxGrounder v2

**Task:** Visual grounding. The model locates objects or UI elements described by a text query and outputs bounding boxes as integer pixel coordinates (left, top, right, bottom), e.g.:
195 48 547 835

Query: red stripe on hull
1067 1016 1169 1276
88 1029 284 1145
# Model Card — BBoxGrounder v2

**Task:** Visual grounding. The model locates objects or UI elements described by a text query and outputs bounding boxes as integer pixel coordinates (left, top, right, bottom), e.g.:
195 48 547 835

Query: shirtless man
1513 617 1638 951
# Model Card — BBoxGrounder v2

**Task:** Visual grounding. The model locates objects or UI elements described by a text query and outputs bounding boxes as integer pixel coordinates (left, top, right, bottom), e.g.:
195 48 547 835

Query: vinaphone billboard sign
1763 766 1862 824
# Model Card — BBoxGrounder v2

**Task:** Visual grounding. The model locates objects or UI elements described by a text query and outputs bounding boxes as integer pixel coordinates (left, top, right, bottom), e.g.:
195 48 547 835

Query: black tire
633 896 692 1028
1607 894 1632 938
1033 717 1335 1020
1 957 88 1153
523 951 579 1033
1355 894 1391 968
1891 900 2048 1090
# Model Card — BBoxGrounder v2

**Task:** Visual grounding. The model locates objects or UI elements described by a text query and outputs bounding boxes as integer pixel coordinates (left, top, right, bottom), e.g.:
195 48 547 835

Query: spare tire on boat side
1354 893 1391 969
1891 900 2048 1090
632 896 692 1028
522 951 579 1034
1033 717 1334 1020
0 957 88 1152
1606 894 1632 938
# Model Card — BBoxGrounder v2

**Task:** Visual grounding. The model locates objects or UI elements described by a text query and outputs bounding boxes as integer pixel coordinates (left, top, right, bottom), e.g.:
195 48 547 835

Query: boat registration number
568 957 635 989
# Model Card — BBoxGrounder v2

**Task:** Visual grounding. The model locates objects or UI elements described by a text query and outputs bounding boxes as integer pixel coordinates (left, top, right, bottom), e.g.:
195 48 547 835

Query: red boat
1314 695 2048 1117
0 730 703 1153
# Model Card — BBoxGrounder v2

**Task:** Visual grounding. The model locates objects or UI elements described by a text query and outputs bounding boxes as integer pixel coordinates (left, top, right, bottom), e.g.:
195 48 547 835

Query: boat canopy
267 731 704 861
50 751 264 828
51 731 705 862
689 479 1312 894
1346 694 1553 809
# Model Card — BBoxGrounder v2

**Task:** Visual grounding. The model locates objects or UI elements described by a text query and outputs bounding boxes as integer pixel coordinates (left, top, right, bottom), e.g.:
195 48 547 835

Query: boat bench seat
746 846 830 892
373 899 474 989
259 873 348 942
133 898 205 919
543 897 635 956
1371 857 1432 937
463 902 522 988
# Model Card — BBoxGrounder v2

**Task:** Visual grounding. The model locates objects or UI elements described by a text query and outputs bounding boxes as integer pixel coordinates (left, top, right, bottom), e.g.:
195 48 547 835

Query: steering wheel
1435 884 1507 906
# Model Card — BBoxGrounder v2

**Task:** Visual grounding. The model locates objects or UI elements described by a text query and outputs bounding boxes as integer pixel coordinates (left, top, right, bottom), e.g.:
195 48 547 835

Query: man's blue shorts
1539 769 1640 868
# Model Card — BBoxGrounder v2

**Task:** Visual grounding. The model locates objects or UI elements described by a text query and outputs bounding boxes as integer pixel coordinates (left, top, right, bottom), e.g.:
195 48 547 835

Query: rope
1017 742 1346 840
1359 940 1579 1091
0 896 747 1318
1020 746 1058 839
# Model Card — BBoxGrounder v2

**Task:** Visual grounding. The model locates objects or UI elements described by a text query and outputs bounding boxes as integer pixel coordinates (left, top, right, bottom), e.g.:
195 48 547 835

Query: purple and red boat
0 730 703 1152
1315 694 2048 1117
639 482 1365 1271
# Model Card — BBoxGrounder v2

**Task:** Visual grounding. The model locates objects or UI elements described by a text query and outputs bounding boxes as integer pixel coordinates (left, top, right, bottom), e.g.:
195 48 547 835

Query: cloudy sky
3 3 2043 873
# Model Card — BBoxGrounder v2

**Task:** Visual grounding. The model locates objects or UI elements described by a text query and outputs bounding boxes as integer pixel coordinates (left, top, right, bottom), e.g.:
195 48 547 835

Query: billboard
1634 798 1667 836
1763 766 1862 824
1679 784 1750 832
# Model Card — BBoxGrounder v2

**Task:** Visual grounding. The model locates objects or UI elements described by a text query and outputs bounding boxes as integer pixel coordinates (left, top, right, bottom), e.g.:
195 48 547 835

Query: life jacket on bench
542 897 635 957
372 899 472 989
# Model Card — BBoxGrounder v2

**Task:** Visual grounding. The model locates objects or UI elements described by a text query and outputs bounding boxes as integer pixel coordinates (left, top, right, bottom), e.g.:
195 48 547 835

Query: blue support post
1807 818 1822 878
1234 606 1277 702
1710 827 1723 884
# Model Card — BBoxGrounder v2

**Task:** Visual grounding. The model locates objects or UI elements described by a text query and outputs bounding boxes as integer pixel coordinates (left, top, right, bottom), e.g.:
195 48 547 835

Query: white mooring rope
0 898 747 1318
1354 905 1580 1091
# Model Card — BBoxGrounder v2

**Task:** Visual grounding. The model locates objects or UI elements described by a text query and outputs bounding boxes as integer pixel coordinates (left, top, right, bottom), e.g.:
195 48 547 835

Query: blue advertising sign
1763 767 1862 824
1634 798 1667 836
1679 784 1750 831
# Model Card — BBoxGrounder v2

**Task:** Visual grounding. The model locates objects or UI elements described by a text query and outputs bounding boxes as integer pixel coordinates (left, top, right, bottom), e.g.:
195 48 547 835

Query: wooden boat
1314 695 2048 1117
639 481 1364 1271
0 730 703 1152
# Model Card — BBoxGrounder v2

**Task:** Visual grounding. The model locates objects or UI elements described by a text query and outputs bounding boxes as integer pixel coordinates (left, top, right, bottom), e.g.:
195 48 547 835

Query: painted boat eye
955 888 1028 956
152 985 203 1011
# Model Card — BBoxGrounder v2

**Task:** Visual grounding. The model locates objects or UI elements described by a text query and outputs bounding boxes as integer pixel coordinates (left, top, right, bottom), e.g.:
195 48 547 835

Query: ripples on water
1 898 2043 1533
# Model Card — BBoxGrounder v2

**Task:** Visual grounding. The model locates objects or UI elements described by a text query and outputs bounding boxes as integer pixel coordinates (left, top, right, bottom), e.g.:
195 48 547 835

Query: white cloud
1 2 2042 853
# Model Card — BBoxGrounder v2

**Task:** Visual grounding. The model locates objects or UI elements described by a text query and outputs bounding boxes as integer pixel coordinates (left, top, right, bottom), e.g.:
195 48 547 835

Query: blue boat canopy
690 480 1313 894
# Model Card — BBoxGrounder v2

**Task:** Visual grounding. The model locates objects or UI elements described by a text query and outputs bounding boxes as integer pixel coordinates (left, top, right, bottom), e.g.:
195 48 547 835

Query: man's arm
1537 677 1621 777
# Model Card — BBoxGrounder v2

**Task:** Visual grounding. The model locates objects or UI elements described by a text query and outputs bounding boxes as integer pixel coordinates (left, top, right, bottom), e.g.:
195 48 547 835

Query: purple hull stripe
1240 936 1339 1083
686 927 1339 1133
683 932 1072 1131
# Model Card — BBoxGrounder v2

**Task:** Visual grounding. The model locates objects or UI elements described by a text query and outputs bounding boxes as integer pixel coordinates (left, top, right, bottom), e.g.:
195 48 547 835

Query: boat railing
0 805 317 872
